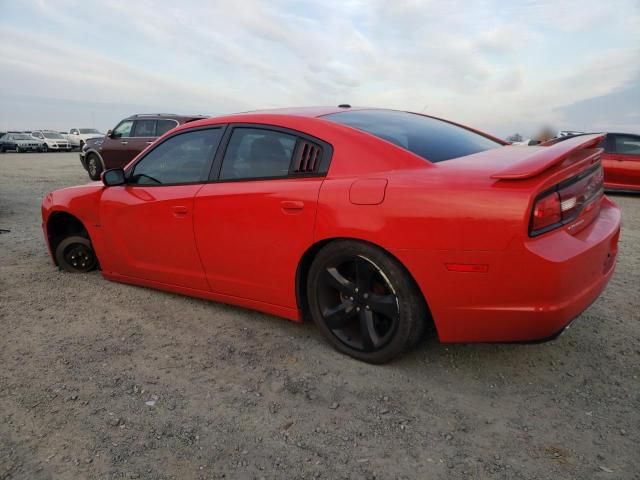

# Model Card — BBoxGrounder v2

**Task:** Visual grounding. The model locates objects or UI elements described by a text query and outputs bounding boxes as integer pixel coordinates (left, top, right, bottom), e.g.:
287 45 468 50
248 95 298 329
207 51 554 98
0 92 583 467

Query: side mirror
107 129 113 138
102 168 126 186
74 131 79 135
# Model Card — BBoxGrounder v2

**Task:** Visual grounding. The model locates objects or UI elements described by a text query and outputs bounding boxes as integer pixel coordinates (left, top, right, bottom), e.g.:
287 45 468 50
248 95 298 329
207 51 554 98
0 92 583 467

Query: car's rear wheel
15 146 22 153
307 240 427 363
41 144 48 153
87 154 103 180
55 236 98 273
79 140 85 150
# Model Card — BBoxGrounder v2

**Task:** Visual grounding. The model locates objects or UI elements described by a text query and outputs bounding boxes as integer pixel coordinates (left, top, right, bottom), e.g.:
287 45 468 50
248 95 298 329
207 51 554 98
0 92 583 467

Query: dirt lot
0 152 638 480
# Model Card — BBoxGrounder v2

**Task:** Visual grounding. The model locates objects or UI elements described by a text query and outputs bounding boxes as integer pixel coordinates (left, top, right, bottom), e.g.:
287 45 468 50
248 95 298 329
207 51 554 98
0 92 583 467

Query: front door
99 127 224 289
101 119 135 169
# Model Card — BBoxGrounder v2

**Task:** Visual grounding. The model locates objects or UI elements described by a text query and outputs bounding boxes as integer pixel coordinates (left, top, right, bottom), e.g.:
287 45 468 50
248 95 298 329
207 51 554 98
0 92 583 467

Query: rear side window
130 128 223 185
613 134 640 155
132 120 156 138
220 128 296 180
323 110 502 163
156 119 179 136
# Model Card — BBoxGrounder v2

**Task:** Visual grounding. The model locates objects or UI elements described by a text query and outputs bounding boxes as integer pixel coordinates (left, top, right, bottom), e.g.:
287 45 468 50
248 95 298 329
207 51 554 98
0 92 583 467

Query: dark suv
80 113 206 180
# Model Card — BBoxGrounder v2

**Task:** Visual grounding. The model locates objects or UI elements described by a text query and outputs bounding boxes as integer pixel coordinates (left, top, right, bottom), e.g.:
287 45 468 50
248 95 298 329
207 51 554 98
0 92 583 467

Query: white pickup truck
65 128 104 149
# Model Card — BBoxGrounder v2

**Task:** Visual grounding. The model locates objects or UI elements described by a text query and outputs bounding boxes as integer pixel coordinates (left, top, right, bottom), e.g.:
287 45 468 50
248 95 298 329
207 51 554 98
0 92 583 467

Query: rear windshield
323 109 502 162
43 132 64 139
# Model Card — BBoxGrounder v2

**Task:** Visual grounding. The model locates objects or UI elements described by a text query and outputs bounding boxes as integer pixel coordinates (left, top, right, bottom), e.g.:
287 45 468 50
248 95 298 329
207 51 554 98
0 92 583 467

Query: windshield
42 132 64 139
13 134 31 140
79 128 101 134
323 109 503 163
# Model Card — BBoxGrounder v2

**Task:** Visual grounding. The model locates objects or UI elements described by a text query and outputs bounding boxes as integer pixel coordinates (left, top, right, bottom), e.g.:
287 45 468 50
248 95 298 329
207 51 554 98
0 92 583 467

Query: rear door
604 134 640 189
100 127 224 289
193 125 331 308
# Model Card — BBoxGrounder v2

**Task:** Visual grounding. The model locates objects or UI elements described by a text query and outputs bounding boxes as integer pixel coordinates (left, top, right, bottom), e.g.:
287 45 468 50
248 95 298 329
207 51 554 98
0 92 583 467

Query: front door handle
172 206 188 218
281 200 304 212
146 141 154 145
121 141 128 145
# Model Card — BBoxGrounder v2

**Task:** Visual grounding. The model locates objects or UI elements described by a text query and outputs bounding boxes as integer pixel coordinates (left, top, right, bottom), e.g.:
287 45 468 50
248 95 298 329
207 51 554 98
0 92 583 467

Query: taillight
529 163 604 237
532 191 562 232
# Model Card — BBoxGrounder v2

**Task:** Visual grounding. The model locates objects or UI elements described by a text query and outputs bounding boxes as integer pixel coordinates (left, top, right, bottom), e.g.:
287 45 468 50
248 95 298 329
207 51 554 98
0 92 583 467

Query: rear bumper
392 197 621 343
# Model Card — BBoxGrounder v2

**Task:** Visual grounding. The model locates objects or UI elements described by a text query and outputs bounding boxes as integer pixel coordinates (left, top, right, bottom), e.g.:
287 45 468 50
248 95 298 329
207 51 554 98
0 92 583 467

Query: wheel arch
295 237 435 333
46 211 92 265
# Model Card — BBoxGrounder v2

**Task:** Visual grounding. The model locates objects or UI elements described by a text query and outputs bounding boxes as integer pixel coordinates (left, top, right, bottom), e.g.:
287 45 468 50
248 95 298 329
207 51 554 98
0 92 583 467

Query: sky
0 0 638 138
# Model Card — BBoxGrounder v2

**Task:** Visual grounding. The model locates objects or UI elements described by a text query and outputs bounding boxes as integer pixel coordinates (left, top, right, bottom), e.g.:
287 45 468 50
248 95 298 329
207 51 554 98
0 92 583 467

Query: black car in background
0 132 45 152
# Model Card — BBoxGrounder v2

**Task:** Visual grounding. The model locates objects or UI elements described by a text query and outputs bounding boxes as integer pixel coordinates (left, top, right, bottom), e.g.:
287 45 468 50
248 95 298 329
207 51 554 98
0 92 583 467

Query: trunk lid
443 134 606 237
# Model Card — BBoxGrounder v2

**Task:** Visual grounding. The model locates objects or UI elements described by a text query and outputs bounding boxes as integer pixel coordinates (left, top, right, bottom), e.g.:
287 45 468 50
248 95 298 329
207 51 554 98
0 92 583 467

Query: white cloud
0 0 638 135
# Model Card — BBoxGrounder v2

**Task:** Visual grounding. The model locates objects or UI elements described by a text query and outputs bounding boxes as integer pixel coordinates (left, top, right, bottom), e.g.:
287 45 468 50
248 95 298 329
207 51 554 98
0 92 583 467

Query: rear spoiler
491 133 605 180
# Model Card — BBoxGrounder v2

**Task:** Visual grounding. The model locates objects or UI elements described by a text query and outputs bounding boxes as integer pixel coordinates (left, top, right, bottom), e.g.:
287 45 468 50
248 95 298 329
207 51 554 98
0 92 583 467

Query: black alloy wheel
308 240 427 363
55 236 98 273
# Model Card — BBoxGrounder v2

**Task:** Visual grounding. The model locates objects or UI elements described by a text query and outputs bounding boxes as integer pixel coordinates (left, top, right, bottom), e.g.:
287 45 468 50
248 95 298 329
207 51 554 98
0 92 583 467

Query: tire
41 144 48 153
307 240 427 363
79 140 85 150
15 146 22 153
55 235 98 273
86 154 103 180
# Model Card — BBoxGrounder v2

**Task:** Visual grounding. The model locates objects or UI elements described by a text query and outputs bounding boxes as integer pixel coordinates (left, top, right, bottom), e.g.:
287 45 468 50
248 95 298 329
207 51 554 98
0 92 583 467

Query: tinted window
112 120 133 138
79 128 100 134
220 128 296 180
613 135 640 155
130 128 222 185
132 120 156 137
324 110 502 163
156 119 179 136
43 132 64 139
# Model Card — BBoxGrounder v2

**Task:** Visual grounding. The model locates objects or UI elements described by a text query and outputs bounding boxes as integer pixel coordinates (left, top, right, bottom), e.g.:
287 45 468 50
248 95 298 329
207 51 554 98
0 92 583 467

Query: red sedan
543 133 640 193
41 107 621 363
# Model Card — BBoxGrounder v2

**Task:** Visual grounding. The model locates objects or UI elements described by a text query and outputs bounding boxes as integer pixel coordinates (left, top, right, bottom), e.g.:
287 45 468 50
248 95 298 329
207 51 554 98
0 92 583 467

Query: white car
31 131 72 152
65 128 104 149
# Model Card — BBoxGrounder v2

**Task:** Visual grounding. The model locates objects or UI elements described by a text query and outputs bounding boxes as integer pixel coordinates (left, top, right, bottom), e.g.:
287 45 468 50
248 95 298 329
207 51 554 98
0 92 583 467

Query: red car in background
41 107 620 363
543 132 640 193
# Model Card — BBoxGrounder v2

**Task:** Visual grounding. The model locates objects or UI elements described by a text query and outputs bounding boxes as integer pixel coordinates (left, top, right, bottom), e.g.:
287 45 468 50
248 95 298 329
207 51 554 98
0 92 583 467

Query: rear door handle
280 200 304 212
121 141 128 145
172 206 188 218
146 141 154 145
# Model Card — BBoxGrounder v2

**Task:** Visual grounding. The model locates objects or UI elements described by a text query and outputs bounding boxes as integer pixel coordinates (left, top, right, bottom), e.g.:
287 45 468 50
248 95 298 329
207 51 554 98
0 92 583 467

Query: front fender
42 184 105 261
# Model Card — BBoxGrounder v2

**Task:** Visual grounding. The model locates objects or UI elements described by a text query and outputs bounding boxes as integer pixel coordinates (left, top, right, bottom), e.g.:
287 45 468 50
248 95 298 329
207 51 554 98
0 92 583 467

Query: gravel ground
1 152 639 480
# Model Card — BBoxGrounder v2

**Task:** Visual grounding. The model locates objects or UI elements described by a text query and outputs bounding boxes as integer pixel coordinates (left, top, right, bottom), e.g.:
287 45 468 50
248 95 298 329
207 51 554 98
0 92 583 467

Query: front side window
613 135 640 155
323 109 502 163
220 128 296 180
130 128 223 185
112 120 133 138
156 119 179 136
132 120 156 138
